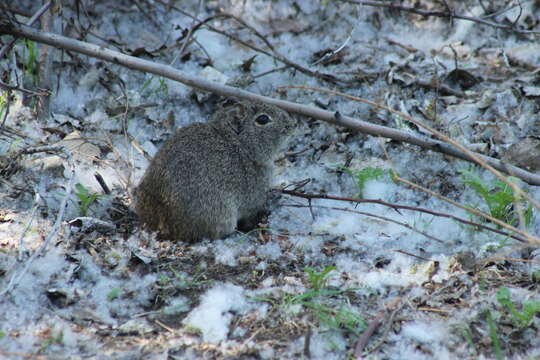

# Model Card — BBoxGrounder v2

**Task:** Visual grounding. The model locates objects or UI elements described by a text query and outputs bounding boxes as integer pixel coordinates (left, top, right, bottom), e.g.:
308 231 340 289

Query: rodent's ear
224 103 246 135
221 98 240 108
255 113 273 126
229 116 243 135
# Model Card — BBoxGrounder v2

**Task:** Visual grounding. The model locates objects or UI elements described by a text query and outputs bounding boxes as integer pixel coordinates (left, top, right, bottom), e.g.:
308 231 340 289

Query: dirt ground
1 1 540 359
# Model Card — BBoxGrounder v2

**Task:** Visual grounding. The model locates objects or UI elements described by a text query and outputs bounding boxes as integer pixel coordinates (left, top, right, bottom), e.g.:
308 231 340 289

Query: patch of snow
402 321 449 343
256 241 282 260
183 283 248 343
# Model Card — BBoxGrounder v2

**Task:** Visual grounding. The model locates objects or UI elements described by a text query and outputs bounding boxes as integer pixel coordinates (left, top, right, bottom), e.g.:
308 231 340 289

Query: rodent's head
211 99 295 163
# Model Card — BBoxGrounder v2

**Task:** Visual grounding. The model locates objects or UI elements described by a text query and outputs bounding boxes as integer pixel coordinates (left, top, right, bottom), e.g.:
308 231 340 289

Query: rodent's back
136 123 263 240
135 100 293 241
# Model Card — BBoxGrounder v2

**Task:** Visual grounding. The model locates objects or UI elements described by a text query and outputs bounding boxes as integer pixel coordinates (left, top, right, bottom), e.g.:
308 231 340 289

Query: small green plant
155 264 212 304
107 287 122 301
184 325 203 336
460 169 533 228
140 76 154 93
341 166 391 197
140 76 168 96
282 287 344 308
22 39 39 86
255 266 365 336
464 289 540 359
0 90 8 121
158 78 168 94
38 329 63 353
304 302 366 335
157 274 172 286
423 99 438 121
304 265 336 291
173 265 212 289
104 252 121 267
74 183 103 216
460 325 476 354
485 310 504 360
8 138 22 152
496 287 540 328
0 330 5 339
393 114 411 131
532 270 540 283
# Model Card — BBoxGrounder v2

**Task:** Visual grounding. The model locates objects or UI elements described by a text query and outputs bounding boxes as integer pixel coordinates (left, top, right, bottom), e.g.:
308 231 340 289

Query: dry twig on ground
344 0 540 35
1 21 539 186
281 190 533 244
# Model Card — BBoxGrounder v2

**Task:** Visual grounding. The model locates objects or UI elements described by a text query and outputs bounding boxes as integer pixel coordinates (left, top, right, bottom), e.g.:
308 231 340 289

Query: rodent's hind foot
237 210 268 233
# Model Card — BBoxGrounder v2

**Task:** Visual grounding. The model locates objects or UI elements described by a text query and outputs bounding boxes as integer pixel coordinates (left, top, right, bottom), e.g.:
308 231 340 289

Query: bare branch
343 0 540 35
285 203 446 244
0 79 50 96
0 1 52 60
281 190 532 244
283 85 540 214
1 22 540 186
174 10 345 84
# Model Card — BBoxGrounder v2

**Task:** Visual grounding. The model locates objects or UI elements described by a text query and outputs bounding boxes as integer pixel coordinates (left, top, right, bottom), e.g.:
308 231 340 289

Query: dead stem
2 21 540 188
281 190 530 243
343 0 540 35
281 85 540 214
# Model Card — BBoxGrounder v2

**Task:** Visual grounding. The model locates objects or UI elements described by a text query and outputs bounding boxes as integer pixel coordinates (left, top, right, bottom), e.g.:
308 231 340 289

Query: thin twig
0 351 47 360
1 86 11 127
484 1 529 20
2 22 540 187
152 3 346 84
1 6 33 18
94 172 111 194
176 3 199 59
0 79 50 96
154 319 175 333
354 310 385 358
510 1 524 28
253 65 289 78
17 190 40 260
0 1 52 128
343 0 540 35
311 25 355 66
381 134 538 242
482 257 540 266
395 176 538 245
284 203 445 244
132 0 161 30
37 0 56 120
281 85 540 215
354 299 404 360
415 78 465 97
281 190 529 243
0 1 52 59
363 301 402 355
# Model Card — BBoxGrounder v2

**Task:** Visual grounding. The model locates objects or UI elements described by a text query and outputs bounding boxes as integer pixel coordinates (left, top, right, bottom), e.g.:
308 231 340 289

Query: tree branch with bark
1 19 539 188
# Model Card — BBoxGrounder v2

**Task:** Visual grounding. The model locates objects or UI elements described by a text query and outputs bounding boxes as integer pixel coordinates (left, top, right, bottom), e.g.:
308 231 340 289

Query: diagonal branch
0 1 52 59
343 0 540 35
281 190 533 244
1 21 540 186
282 85 540 215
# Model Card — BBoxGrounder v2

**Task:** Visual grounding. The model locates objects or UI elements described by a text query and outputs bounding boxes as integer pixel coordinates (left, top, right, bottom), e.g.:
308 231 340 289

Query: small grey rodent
135 99 294 241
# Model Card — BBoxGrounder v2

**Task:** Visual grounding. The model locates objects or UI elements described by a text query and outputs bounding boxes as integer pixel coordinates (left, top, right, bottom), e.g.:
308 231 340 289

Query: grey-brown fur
135 99 294 241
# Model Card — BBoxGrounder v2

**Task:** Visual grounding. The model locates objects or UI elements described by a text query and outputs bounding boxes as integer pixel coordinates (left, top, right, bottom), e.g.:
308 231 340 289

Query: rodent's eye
255 114 272 126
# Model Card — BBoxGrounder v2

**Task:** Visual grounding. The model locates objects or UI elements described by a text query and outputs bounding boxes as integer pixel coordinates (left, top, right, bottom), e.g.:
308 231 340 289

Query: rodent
135 98 294 242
